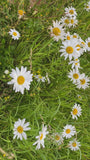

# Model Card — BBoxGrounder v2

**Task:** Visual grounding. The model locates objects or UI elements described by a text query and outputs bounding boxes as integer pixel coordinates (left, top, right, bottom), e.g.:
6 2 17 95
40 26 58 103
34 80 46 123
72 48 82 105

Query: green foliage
0 0 90 160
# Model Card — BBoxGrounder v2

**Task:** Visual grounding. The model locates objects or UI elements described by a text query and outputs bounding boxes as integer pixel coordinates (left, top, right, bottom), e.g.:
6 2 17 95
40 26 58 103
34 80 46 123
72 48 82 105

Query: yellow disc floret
53 27 61 36
17 76 25 85
66 46 73 54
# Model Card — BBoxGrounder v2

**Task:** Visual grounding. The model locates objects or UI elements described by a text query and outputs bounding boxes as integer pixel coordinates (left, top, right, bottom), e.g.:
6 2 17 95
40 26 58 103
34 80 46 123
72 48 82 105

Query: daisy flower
62 125 76 139
72 33 80 39
13 118 31 140
68 139 81 151
79 38 87 52
60 16 70 27
33 124 49 150
76 73 90 89
60 39 81 61
64 32 71 41
35 74 46 82
65 6 77 18
68 59 81 71
77 94 82 100
68 69 81 84
85 37 90 51
69 17 78 28
9 29 20 40
8 66 33 94
52 132 63 145
18 10 25 19
49 20 65 41
84 1 90 11
71 103 82 120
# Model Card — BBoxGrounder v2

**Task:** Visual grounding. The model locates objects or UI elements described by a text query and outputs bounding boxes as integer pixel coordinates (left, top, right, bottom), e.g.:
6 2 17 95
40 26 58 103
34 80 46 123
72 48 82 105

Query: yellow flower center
38 75 42 79
67 36 70 40
18 10 24 15
72 108 78 115
73 35 77 38
66 129 71 134
71 19 74 24
69 9 74 14
53 27 61 36
76 44 81 51
64 19 70 24
13 32 17 36
75 63 78 65
73 73 79 79
72 142 77 147
86 5 89 8
81 41 85 45
17 76 25 85
40 133 43 140
55 135 60 141
88 42 90 47
80 79 86 85
17 126 23 133
66 46 73 54
75 59 78 61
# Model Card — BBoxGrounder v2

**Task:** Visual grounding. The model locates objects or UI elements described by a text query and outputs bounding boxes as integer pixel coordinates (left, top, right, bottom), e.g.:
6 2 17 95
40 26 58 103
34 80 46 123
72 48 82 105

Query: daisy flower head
18 9 25 19
64 32 71 41
68 58 81 71
52 132 63 145
69 17 78 28
49 20 65 41
60 39 81 61
71 103 82 120
84 1 90 11
68 69 81 84
9 29 20 40
85 37 90 51
68 139 81 151
77 94 82 100
8 66 33 94
35 74 46 82
76 73 90 89
62 125 76 139
13 118 31 140
65 6 77 18
60 16 70 27
4 70 9 75
79 38 87 52
33 124 49 150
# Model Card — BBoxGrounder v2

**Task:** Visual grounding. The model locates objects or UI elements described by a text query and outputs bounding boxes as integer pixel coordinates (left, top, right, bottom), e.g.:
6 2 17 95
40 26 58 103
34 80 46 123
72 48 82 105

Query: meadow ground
0 0 90 160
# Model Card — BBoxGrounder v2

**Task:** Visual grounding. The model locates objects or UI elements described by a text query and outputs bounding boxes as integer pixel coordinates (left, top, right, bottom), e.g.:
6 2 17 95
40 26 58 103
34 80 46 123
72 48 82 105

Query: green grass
0 0 90 160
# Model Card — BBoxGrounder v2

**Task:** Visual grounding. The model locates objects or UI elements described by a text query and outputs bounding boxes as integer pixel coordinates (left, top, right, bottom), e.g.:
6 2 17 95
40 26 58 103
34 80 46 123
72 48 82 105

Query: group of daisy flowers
6 3 90 152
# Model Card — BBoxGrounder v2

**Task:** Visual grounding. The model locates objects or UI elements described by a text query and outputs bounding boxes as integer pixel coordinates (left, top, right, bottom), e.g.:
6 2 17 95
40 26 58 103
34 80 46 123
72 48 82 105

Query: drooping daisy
84 1 90 11
18 9 25 19
76 73 90 89
9 29 20 40
65 6 77 18
85 37 90 51
8 66 33 94
68 59 81 71
60 39 81 61
62 125 76 139
60 16 70 27
33 124 49 150
35 74 46 82
68 69 81 84
71 103 82 120
49 20 65 41
52 132 63 145
68 139 81 151
13 118 31 140
69 17 78 28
